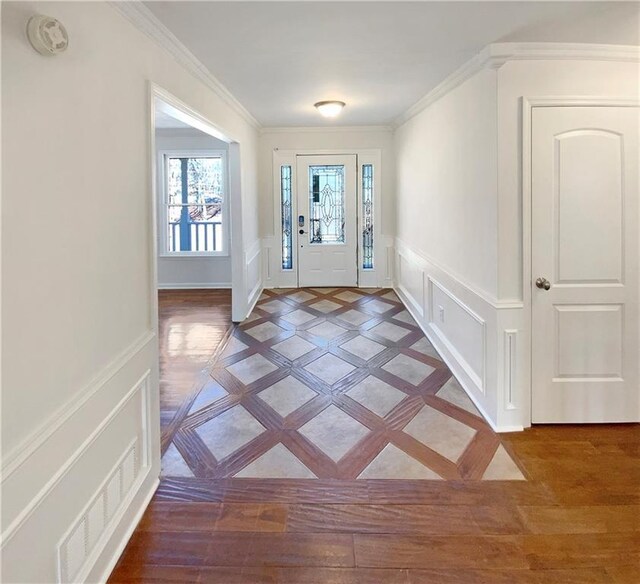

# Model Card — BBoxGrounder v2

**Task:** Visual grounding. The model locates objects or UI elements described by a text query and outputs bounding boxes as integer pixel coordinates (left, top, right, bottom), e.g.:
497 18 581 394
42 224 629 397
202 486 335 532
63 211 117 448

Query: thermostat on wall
27 14 69 55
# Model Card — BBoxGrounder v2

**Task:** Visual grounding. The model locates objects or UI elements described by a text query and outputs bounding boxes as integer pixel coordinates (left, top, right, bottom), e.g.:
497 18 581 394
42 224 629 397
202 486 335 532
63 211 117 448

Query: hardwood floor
109 289 639 584
157 289 232 446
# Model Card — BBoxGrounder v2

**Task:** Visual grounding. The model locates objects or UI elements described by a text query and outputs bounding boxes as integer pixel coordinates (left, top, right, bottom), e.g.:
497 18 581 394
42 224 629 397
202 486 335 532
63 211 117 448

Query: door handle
535 277 551 290
299 229 306 235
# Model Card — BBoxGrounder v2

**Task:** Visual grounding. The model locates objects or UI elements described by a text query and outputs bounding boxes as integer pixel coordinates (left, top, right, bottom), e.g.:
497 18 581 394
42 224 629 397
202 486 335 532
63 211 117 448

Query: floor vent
57 439 139 584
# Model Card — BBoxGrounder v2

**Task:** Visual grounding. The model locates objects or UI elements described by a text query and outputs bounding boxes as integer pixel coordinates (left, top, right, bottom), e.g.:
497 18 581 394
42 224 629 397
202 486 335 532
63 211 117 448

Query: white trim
157 148 229 257
158 283 231 290
395 237 523 309
261 126 392 135
521 96 640 427
56 438 139 583
1 371 152 546
395 284 516 434
0 331 155 481
271 149 385 288
427 276 487 393
150 84 246 323
395 42 640 128
95 478 159 584
504 329 517 411
110 2 259 129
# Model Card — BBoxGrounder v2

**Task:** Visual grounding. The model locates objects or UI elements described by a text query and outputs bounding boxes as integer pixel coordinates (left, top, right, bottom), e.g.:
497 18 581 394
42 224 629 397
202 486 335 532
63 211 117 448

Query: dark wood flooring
108 289 640 584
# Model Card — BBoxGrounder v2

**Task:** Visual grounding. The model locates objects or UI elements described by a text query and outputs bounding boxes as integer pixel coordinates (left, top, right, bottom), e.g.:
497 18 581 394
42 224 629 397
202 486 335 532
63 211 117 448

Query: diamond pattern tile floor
258 376 317 418
369 321 411 342
304 353 355 385
403 405 476 463
226 353 278 384
346 376 406 418
163 287 525 481
195 405 266 461
299 405 370 462
340 336 386 361
280 309 317 326
271 335 317 360
245 321 285 342
382 353 435 386
306 321 348 340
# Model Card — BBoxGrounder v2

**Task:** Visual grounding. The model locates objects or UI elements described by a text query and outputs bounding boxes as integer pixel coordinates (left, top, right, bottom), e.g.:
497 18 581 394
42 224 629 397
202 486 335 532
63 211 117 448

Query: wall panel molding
426 276 487 393
1 331 155 482
1 372 152 547
394 238 525 432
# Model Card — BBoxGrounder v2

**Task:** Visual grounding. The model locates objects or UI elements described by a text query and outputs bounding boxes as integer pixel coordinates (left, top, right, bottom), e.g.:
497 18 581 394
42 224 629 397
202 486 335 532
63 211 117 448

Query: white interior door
296 155 358 287
531 106 639 423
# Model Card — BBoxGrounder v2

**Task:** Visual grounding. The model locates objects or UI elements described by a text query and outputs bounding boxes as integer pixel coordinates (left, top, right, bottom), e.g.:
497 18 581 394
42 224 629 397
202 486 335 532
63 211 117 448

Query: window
162 153 226 254
362 164 374 269
280 165 293 270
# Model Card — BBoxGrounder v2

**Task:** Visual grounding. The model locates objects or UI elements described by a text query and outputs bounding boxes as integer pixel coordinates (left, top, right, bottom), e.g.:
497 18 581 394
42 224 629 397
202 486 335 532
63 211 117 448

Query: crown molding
260 125 393 135
394 42 640 128
110 1 260 129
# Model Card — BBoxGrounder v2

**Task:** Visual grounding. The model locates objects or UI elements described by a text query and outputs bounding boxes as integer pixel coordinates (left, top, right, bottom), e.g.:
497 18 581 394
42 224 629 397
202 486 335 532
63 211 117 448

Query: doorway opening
150 86 243 475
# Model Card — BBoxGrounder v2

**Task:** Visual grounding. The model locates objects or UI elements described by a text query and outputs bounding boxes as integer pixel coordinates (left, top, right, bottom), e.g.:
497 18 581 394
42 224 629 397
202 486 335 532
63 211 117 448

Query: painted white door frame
271 148 383 288
521 96 640 426
148 83 246 327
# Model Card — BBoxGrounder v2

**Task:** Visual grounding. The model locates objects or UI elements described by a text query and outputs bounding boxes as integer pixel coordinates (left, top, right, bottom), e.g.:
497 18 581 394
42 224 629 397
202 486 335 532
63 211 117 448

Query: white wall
155 128 231 288
394 69 499 298
1 2 259 583
258 127 395 287
393 50 639 432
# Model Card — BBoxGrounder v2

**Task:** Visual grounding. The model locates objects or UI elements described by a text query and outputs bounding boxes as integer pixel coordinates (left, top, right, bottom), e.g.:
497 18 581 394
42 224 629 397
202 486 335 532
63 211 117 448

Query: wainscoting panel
394 239 526 432
427 277 486 393
1 335 159 584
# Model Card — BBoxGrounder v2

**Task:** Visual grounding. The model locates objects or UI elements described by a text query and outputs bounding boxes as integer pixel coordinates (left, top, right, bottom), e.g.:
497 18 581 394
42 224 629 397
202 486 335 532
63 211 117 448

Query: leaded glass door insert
296 155 357 287
308 165 345 245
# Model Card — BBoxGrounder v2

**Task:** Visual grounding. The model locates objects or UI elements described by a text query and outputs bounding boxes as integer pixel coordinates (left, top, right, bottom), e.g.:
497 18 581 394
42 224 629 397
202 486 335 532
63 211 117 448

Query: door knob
535 277 551 290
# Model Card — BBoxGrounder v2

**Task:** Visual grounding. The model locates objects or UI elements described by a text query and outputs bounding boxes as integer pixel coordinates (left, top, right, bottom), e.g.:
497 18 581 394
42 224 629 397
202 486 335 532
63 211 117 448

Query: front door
296 155 358 287
531 106 639 423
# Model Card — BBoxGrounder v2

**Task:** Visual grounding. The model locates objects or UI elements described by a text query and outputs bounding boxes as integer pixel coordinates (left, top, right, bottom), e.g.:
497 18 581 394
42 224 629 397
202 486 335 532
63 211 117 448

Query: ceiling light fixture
314 100 346 118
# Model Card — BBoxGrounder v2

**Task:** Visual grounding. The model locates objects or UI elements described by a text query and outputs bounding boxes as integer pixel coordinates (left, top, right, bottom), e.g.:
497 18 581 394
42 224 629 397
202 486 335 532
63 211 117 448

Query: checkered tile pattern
161 288 525 481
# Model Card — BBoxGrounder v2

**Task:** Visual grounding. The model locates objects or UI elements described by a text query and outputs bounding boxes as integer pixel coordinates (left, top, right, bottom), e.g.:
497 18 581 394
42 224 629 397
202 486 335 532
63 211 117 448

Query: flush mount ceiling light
314 101 346 118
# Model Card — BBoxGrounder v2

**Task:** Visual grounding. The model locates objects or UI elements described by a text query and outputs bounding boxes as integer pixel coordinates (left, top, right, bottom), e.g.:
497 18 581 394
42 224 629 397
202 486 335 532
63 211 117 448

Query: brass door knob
535 277 551 290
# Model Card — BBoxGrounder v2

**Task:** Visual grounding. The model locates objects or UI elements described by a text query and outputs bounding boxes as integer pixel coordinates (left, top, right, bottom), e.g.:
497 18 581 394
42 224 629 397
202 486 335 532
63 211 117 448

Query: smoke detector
27 15 69 56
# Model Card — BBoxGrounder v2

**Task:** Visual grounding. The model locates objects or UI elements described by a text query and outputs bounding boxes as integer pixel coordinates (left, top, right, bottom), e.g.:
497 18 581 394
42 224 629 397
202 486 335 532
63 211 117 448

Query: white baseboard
158 282 231 289
96 477 159 584
393 237 526 433
395 284 502 433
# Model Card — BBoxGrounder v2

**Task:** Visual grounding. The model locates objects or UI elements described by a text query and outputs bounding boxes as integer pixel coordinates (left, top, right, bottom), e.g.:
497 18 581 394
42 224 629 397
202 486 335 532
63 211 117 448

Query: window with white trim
162 152 227 255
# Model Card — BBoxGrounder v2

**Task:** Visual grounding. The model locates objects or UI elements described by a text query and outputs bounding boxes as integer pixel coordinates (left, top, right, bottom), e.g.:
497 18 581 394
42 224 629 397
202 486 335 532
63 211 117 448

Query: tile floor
161 288 525 481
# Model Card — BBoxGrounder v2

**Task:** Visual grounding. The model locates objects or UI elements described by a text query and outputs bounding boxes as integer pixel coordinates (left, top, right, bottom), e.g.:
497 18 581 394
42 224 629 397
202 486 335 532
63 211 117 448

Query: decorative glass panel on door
308 165 345 244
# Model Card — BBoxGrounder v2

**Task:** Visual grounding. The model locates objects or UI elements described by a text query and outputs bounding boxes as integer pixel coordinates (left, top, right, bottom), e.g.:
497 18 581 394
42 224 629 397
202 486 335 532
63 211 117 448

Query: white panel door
296 155 358 287
531 106 639 423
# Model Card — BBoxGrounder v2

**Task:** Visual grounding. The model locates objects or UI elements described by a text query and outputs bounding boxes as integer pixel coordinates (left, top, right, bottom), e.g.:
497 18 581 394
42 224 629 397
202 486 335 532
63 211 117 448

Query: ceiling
145 1 639 127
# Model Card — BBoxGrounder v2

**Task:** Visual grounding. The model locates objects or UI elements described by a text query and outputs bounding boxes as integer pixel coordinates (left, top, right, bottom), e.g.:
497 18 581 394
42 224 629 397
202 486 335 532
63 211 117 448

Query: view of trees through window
166 156 224 252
